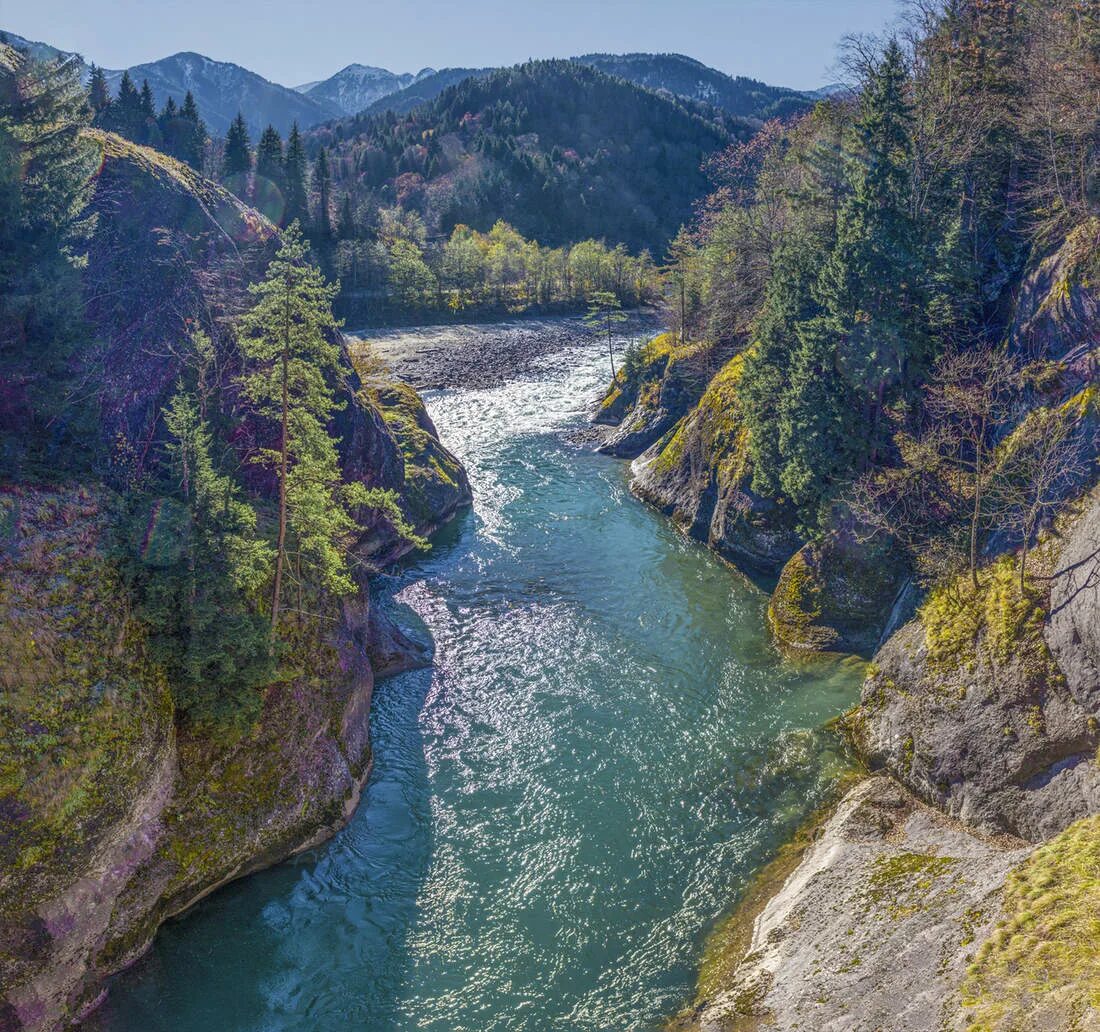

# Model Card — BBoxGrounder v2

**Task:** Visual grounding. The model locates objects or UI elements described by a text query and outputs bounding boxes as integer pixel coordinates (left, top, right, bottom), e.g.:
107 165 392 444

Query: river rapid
96 329 861 1031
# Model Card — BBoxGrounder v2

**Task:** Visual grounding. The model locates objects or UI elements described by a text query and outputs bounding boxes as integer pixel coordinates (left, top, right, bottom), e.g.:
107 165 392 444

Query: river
96 332 862 1031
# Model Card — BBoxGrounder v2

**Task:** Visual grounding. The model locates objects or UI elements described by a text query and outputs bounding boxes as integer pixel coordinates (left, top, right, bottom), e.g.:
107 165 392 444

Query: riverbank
92 321 864 1032
349 310 663 391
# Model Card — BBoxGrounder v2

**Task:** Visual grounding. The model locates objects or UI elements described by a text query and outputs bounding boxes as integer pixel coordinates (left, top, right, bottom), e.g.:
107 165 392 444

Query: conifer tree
222 111 252 183
815 39 926 443
255 125 284 185
87 63 110 115
283 121 309 227
236 224 422 632
109 69 143 140
178 90 206 169
156 376 275 724
337 193 356 239
0 46 98 467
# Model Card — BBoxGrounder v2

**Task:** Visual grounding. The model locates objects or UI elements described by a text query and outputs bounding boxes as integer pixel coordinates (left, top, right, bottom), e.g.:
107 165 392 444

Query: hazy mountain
573 53 812 120
356 66 495 117
101 53 341 136
355 54 813 123
300 63 438 116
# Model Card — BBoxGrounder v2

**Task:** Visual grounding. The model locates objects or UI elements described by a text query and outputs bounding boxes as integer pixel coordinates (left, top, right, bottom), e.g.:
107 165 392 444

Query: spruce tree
222 111 252 183
815 39 926 444
87 63 110 116
338 193 356 239
0 45 98 469
283 122 309 228
110 69 143 140
154 377 275 725
255 125 284 184
178 90 206 169
236 224 420 632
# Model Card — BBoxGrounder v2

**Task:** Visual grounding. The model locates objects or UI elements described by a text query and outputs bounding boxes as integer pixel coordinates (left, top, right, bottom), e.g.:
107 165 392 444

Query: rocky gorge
593 220 1100 1028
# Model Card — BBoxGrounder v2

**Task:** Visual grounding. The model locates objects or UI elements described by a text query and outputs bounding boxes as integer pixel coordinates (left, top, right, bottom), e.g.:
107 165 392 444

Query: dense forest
652 0 1097 575
306 60 743 250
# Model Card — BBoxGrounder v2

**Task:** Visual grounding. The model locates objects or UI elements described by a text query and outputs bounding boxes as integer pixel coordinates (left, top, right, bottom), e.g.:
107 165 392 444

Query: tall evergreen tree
815 39 927 441
0 45 98 468
87 63 110 115
255 125 284 184
177 90 206 169
221 111 252 183
109 69 143 140
283 122 309 228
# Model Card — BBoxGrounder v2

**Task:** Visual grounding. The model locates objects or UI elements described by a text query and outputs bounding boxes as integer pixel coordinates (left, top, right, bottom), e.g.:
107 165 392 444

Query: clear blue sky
3 0 900 90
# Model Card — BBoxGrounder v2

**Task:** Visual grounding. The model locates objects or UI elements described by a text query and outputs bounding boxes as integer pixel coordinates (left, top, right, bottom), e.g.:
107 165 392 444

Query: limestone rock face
1010 218 1100 366
595 335 732 459
678 777 1030 1032
853 491 1100 842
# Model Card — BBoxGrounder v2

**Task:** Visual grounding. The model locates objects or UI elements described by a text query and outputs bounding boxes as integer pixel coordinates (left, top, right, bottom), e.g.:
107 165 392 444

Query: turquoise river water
97 338 862 1032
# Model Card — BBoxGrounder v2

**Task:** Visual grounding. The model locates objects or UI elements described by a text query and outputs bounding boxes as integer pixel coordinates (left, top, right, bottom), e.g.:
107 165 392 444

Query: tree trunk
970 432 984 592
606 315 617 380
271 283 291 635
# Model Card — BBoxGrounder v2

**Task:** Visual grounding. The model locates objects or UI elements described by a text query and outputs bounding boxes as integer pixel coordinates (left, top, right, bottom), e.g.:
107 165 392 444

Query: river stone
682 777 1031 1032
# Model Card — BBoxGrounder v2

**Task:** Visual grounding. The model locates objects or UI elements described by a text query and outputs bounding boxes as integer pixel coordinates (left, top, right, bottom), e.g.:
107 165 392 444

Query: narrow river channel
97 335 862 1031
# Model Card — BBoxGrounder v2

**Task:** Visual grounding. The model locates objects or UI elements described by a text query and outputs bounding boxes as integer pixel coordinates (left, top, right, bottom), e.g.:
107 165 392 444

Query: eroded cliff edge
0 132 471 1031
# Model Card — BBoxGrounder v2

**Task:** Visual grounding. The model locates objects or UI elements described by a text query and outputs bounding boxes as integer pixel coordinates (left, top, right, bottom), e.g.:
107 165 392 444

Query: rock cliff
0 133 470 1031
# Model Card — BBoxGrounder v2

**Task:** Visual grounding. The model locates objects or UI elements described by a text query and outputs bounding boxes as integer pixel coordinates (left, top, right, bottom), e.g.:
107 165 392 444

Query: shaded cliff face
853 489 1100 843
0 133 471 1031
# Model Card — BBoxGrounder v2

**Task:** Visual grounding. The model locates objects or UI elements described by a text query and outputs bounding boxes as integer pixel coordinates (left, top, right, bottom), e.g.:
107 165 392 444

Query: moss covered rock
631 352 801 577
595 333 733 458
768 535 908 657
853 489 1100 841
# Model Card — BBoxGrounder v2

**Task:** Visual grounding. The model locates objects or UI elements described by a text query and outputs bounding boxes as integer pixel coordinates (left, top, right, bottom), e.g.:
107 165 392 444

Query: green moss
960 816 1100 1030
864 851 960 921
652 351 749 480
0 485 173 920
919 555 1059 691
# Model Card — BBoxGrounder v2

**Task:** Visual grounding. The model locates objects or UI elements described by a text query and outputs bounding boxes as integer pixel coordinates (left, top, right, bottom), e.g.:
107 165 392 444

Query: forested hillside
573 53 810 120
0 41 470 1029
308 60 744 251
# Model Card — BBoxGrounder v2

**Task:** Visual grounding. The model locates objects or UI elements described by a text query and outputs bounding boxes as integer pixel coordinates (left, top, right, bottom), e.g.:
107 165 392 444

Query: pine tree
814 39 927 445
139 78 155 120
283 122 309 228
313 145 333 239
222 111 252 183
774 313 862 531
255 125 284 184
177 90 206 169
87 63 110 116
0 45 98 469
154 376 275 725
109 69 143 140
236 224 421 632
337 193 356 240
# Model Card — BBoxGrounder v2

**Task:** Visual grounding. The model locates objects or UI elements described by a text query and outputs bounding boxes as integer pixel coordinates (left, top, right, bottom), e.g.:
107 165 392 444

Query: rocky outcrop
629 352 800 577
594 334 733 459
1010 218 1099 367
852 490 1100 843
675 776 1031 1032
0 133 470 1031
768 534 908 656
